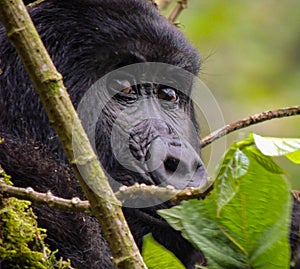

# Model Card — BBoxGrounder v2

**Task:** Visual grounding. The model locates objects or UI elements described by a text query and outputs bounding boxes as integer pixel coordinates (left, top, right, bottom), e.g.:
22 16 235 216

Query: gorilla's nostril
164 157 180 173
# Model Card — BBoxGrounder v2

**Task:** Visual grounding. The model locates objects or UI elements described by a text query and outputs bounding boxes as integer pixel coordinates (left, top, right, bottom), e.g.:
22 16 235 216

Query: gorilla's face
77 63 208 204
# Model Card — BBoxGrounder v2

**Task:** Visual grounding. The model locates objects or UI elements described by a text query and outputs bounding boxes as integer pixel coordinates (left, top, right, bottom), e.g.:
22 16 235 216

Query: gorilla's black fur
1 1 299 268
0 0 207 268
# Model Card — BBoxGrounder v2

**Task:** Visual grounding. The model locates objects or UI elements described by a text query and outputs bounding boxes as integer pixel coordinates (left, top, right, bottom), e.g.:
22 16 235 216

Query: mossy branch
0 1 146 268
0 178 91 213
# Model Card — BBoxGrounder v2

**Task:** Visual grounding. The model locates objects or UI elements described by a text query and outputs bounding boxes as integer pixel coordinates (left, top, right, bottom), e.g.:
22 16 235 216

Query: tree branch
200 105 300 148
0 179 90 213
0 178 214 214
115 179 214 204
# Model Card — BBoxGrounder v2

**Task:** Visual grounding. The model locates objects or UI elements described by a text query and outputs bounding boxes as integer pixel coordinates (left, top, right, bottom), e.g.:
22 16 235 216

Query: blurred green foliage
174 1 300 188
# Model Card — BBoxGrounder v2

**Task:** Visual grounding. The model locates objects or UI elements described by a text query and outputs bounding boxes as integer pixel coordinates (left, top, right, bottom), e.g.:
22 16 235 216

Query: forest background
176 1 300 188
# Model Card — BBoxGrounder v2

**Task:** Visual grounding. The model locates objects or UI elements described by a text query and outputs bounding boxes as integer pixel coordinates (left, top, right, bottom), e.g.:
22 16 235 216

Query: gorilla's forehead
105 62 195 94
29 0 200 75
95 0 200 74
105 12 201 74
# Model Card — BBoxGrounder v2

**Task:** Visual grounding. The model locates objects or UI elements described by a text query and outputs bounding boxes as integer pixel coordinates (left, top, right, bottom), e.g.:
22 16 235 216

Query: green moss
0 165 12 185
0 168 74 269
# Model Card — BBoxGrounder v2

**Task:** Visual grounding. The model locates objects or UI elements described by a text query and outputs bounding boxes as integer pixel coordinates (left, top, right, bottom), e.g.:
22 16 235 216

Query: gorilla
1 1 299 269
0 0 208 268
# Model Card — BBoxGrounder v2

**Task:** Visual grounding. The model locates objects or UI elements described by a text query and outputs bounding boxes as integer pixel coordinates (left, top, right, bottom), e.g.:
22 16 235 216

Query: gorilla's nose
147 137 208 189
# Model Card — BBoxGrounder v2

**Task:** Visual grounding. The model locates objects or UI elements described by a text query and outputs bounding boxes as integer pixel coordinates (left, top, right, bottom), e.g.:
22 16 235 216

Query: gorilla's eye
158 87 177 102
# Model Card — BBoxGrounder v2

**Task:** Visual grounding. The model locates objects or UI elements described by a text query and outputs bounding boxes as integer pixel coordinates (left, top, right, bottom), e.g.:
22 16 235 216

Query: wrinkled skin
0 0 207 268
1 1 299 268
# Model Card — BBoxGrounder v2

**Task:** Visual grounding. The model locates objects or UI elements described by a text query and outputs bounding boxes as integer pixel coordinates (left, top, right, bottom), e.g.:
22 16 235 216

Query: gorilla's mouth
114 166 208 228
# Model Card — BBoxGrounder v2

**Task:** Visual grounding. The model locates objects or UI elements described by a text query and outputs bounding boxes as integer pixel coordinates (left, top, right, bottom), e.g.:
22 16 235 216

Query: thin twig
0 179 90 213
115 178 214 204
167 0 188 23
200 105 300 148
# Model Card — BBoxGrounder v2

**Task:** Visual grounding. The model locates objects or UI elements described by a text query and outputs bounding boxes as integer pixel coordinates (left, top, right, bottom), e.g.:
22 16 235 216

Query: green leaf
160 200 247 269
246 147 285 174
159 142 292 269
253 133 300 163
218 148 291 268
214 146 250 216
155 205 184 231
142 234 185 269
